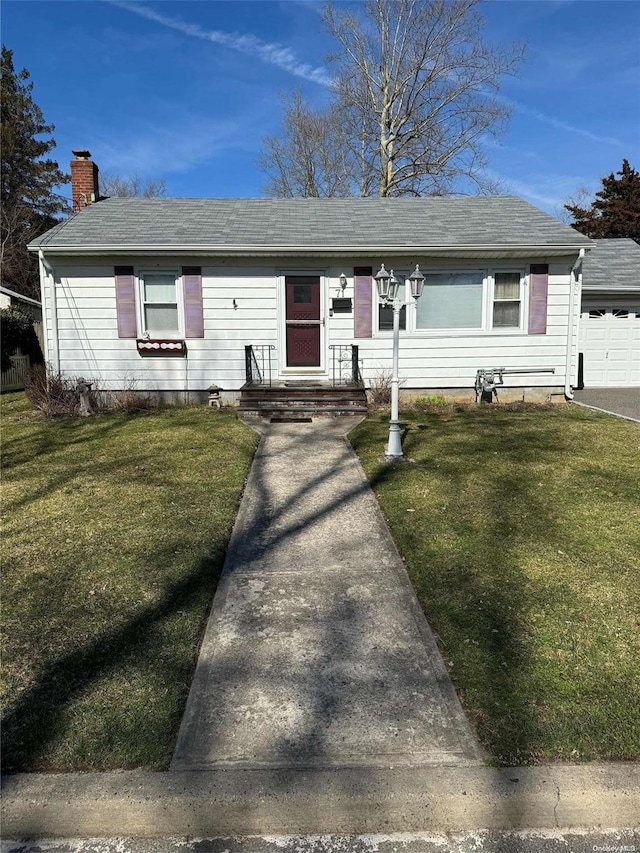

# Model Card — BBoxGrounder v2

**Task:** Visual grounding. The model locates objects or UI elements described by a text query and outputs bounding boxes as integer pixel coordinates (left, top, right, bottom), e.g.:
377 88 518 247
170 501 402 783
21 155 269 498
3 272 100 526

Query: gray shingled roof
582 238 640 291
29 196 592 252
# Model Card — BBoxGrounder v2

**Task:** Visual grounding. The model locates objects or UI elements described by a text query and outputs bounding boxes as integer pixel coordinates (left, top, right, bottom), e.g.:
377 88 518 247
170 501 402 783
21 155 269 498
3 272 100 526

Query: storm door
285 275 322 367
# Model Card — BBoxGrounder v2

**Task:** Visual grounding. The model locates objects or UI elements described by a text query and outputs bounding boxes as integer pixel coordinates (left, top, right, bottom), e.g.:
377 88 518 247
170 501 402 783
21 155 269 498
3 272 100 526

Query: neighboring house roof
581 238 640 292
0 286 42 307
28 196 592 257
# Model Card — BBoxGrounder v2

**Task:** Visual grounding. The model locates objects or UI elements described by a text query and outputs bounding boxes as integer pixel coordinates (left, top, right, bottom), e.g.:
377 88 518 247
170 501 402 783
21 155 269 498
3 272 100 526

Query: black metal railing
329 345 363 386
245 345 275 386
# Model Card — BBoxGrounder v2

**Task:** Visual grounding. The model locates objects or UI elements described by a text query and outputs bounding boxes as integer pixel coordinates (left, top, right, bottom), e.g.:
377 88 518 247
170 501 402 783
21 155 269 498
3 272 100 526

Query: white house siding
330 258 576 395
49 257 279 393
43 255 577 397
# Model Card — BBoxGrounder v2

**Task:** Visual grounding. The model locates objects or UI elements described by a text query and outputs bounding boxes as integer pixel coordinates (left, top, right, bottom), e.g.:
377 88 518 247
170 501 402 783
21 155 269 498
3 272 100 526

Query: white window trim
136 269 184 339
373 267 529 337
488 269 527 332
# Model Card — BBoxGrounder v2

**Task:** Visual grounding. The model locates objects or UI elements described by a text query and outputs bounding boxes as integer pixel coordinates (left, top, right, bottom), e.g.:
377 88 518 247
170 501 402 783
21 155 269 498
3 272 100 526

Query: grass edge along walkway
1 394 258 772
350 403 640 766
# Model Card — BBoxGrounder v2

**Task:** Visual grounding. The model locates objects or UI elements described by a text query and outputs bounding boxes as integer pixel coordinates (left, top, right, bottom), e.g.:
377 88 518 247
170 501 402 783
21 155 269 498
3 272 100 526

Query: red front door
285 276 321 367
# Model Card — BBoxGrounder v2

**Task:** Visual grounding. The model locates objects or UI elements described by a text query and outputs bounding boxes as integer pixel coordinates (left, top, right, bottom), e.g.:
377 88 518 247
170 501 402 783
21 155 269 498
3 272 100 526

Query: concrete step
239 384 368 418
239 406 367 417
240 398 367 408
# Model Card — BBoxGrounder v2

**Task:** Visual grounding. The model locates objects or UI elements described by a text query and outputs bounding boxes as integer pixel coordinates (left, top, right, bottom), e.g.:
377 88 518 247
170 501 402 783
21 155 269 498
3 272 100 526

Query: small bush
111 385 158 414
367 369 394 406
25 365 102 417
413 395 448 408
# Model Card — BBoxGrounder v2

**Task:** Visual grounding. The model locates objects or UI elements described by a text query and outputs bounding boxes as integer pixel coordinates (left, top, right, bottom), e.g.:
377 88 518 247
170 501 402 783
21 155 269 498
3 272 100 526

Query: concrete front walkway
172 418 482 772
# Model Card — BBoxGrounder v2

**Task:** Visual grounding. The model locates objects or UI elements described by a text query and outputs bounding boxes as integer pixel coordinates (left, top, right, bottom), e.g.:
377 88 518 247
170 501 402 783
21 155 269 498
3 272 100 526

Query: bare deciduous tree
326 0 525 197
556 186 592 224
260 91 355 197
261 0 525 198
100 173 167 198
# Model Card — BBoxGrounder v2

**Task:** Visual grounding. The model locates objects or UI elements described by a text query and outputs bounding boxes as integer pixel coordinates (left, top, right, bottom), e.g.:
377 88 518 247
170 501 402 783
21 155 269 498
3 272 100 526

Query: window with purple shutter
182 266 204 338
115 266 137 338
528 264 549 335
354 266 373 338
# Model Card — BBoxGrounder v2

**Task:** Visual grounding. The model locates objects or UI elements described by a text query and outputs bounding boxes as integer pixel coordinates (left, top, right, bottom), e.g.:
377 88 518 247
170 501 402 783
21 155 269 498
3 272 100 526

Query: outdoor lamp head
388 270 400 302
409 264 425 300
375 264 391 300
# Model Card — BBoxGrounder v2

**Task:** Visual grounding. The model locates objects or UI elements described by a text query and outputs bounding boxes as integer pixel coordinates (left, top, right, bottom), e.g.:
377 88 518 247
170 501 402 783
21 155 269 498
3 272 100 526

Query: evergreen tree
1 46 70 299
564 160 640 243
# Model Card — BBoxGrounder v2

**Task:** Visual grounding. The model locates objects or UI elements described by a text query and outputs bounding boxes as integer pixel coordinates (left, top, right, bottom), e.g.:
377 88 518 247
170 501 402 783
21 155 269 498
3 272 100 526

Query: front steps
239 382 368 418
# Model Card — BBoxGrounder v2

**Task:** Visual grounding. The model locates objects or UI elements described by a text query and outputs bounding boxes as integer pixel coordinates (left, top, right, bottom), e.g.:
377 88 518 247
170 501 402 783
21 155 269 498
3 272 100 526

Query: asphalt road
3 830 640 853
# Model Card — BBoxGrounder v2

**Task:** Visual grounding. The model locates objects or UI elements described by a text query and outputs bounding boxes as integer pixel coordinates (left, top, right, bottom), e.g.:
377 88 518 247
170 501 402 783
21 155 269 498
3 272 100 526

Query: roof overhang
582 285 640 293
29 243 592 258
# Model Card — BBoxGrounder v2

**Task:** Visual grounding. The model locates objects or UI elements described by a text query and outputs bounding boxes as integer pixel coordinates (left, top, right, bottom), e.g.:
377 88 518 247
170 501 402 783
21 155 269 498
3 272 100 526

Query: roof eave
28 242 593 258
582 284 640 292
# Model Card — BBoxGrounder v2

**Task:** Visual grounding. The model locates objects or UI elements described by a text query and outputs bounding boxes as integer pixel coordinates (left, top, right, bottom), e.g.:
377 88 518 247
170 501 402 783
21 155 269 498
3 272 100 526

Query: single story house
29 151 597 409
578 238 640 388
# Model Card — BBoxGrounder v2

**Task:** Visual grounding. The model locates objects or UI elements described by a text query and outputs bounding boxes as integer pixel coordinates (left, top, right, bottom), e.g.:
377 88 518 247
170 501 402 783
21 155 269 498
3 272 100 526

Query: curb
2 764 639 838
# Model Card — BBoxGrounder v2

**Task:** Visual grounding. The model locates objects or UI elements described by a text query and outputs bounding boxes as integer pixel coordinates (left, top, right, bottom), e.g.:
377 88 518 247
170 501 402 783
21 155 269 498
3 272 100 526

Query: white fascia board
28 243 592 257
582 284 640 293
0 285 42 306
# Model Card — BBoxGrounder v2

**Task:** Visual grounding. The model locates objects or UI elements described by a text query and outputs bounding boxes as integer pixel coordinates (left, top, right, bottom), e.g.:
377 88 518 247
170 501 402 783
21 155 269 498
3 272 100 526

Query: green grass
351 403 640 765
1 394 258 772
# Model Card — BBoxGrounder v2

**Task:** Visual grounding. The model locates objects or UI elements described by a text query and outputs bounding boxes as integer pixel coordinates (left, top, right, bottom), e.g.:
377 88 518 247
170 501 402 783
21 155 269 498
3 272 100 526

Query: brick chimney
71 150 100 212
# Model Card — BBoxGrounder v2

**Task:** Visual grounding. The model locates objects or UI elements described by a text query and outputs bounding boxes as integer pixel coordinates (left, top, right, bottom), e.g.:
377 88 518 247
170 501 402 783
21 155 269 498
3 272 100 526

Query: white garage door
579 307 640 387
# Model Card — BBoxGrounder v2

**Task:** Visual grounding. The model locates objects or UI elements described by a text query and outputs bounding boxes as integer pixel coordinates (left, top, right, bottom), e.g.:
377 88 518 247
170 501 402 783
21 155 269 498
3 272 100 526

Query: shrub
413 394 448 408
367 369 394 406
110 379 158 414
1 308 38 372
25 365 102 417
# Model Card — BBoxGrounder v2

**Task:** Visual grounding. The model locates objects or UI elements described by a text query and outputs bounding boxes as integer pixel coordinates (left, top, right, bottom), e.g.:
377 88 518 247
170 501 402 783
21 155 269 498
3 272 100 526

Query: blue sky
3 0 639 217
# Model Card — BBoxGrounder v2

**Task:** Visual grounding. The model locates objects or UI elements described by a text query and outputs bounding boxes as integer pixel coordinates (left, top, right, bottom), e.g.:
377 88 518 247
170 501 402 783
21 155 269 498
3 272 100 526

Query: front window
373 267 528 334
141 272 180 335
378 276 406 331
416 271 484 330
492 272 523 328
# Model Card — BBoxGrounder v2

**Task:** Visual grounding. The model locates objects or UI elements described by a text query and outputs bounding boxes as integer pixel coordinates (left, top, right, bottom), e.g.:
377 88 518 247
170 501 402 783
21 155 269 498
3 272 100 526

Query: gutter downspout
565 248 585 400
39 249 59 374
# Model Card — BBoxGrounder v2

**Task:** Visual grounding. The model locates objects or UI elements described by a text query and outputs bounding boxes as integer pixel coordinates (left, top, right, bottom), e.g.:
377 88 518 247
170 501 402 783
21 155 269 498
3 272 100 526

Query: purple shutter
528 264 549 335
115 266 137 338
354 266 373 338
183 266 204 338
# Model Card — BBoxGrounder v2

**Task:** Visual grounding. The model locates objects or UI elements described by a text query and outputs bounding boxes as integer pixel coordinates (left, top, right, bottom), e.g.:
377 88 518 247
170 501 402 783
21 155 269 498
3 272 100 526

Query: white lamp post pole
375 263 425 460
387 295 403 457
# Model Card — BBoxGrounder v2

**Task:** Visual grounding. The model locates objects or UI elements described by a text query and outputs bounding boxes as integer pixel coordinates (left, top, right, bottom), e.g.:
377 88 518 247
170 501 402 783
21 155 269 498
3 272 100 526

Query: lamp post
374 263 425 459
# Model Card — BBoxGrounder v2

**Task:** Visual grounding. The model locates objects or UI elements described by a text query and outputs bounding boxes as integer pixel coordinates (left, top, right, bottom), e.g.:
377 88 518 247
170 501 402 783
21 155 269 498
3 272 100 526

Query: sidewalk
172 418 483 770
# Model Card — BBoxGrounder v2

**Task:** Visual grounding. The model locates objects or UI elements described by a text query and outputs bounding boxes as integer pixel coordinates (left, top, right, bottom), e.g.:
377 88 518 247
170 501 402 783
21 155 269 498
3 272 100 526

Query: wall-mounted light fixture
339 273 348 291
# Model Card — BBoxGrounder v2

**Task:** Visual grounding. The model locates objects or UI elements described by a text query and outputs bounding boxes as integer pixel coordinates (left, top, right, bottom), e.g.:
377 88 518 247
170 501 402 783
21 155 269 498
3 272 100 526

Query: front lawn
351 404 640 765
1 394 258 772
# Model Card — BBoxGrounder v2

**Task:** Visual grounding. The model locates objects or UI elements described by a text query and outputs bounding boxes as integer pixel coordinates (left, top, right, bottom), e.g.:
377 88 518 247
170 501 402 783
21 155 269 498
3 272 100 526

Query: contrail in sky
108 0 332 87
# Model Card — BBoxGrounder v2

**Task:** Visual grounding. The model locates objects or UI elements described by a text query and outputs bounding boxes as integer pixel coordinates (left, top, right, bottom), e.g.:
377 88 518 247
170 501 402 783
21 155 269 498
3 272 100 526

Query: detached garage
579 239 640 388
